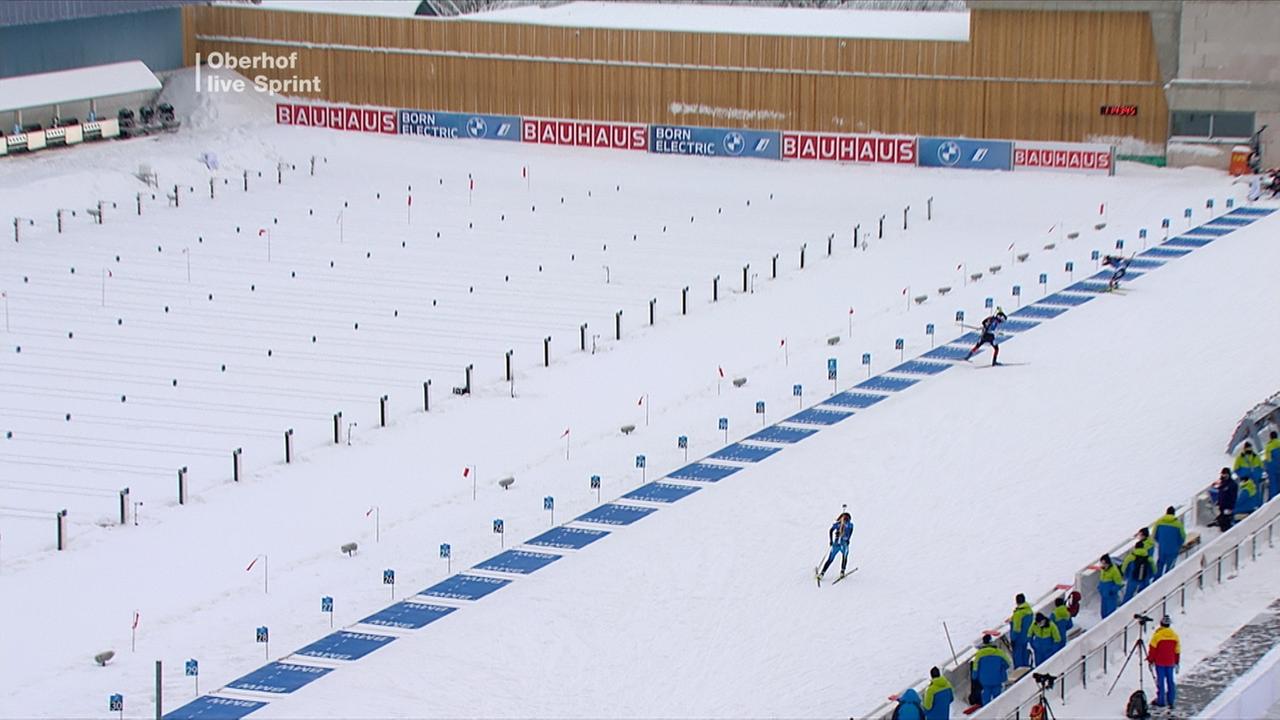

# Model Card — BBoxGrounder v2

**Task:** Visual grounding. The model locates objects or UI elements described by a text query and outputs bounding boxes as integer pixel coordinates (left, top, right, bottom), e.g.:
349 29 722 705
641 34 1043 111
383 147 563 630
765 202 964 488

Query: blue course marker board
527 526 610 550
575 503 658 526
624 482 702 503
747 425 819 444
785 407 853 425
921 344 971 361
419 574 511 602
1013 304 1068 320
1126 258 1165 270
710 442 783 463
164 696 268 720
666 462 741 482
1165 236 1214 248
1228 207 1273 217
295 631 395 662
226 662 332 695
996 318 1040 333
1039 292 1093 307
474 549 561 575
856 375 918 393
359 601 458 629
1066 280 1112 294
1183 225 1231 237
888 360 951 376
953 331 982 345
825 391 888 409
1206 216 1251 226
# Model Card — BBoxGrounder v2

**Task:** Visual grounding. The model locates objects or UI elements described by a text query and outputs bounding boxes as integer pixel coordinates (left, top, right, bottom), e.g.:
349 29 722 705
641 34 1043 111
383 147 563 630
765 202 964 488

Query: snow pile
668 102 788 123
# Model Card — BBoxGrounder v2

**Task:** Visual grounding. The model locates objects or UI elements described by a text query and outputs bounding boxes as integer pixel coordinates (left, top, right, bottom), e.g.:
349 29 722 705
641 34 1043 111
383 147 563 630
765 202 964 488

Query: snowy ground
0 70 1275 718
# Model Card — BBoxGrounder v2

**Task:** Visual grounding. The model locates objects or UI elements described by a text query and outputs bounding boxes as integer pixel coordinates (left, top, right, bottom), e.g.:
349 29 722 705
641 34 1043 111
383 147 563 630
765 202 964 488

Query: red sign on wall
1013 145 1113 174
521 118 648 151
275 103 398 134
781 132 917 164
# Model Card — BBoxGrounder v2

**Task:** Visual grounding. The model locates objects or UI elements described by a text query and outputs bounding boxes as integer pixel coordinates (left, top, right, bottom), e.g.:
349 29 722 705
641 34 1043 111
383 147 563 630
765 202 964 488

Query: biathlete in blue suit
817 509 854 581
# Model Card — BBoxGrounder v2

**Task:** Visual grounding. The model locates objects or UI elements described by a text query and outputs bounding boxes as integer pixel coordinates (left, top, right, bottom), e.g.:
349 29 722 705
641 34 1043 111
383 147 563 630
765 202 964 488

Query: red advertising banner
1013 141 1114 175
781 132 917 165
522 118 647 151
275 103 398 135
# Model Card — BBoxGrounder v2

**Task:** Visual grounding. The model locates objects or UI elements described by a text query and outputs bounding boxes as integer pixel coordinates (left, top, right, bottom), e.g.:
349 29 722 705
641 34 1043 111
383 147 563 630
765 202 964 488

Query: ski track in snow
0 70 1274 718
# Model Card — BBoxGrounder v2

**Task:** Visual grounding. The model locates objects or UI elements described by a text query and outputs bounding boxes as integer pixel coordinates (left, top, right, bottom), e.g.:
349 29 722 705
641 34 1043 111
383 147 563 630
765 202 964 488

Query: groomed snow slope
0 70 1273 718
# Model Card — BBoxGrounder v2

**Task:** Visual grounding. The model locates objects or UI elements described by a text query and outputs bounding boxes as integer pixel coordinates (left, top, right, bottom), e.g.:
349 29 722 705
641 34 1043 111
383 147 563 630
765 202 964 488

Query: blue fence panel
226 663 332 695
294 631 395 662
397 109 521 141
649 125 781 160
667 462 741 482
527 526 610 550
1205 216 1252 226
360 601 458 629
918 137 1014 170
418 575 511 602
746 425 820 444
164 696 268 720
575 503 658 526
1126 258 1166 270
1228 207 1274 217
624 482 702 503
1140 247 1191 258
710 442 783 463
785 407 854 425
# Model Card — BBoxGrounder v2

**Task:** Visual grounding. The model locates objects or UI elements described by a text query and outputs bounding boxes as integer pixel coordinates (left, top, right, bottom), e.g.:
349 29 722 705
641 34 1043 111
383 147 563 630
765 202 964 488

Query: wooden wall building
182 5 1167 146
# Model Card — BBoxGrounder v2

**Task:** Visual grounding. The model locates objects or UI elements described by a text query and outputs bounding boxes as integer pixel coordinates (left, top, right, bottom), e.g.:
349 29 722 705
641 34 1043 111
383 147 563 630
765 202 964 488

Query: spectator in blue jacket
1237 476 1261 515
1009 593 1034 668
1097 554 1124 618
1028 613 1062 666
922 667 953 720
1122 539 1154 602
1152 507 1186 578
971 635 1012 705
891 688 924 720
1264 431 1280 500
1051 597 1073 651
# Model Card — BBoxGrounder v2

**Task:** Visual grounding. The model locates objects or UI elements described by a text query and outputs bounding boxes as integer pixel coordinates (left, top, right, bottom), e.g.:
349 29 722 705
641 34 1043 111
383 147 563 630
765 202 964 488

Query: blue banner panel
746 425 820 444
398 109 521 141
785 407 854 426
666 462 741 483
295 631 395 661
710 443 783 463
226 663 332 695
164 696 267 720
918 137 1013 171
473 549 561 575
624 482 702 503
527 526 610 550
360 601 457 629
649 125 781 160
575 503 658 526
418 575 511 602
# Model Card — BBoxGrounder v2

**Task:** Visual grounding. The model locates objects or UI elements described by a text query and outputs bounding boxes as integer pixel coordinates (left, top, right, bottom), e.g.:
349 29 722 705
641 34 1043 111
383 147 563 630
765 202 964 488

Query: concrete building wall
1167 0 1280 167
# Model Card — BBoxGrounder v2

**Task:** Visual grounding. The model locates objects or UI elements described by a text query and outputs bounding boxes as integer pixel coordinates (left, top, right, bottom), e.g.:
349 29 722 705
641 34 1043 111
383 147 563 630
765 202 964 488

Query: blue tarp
527 526 609 550
666 462 741 482
784 407 854 425
746 425 819 443
418 575 511 601
295 631 395 662
575 503 658 525
226 662 332 695
710 442 783 463
164 697 268 720
360 601 458 629
474 549 562 574
624 481 702 503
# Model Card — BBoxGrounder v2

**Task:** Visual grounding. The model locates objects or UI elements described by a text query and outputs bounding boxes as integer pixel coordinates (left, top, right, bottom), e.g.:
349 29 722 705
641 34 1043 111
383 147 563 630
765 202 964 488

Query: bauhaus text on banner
781 132 917 165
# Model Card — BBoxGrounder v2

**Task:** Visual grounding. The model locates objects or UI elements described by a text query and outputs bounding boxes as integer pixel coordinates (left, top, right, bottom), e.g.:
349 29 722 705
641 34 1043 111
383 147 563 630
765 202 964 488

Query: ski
831 567 859 584
975 361 1029 369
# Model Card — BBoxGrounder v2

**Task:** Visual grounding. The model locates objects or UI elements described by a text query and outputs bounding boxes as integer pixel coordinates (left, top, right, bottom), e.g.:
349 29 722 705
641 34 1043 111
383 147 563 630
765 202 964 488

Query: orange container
1230 145 1252 176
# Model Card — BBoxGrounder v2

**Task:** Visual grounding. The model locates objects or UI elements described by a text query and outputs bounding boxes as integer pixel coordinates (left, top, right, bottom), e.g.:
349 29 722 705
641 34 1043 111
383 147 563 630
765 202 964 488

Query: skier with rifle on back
815 507 854 585
964 307 1007 366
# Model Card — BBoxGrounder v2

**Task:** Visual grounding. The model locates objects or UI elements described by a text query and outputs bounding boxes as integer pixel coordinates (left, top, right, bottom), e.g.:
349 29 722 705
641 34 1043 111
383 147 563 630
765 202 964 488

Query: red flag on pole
407 195 412 207
245 557 258 571
469 179 475 191
1008 242 1015 251
522 166 527 178
258 228 267 236
560 428 570 438
1099 203 1105 215
718 366 725 378
365 507 375 517
849 307 854 315
902 287 908 295
956 263 963 271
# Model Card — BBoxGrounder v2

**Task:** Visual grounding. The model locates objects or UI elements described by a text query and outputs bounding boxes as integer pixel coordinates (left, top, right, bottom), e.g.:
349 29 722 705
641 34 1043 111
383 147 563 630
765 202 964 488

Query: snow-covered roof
458 1 970 41
243 0 425 18
0 60 161 114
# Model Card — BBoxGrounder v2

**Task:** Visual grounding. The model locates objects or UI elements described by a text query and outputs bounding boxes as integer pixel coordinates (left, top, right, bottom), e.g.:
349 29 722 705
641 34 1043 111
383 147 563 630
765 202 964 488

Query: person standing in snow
922 667 953 720
816 509 853 582
1151 507 1186 578
964 307 1007 366
1234 443 1264 489
1121 539 1154 602
1097 554 1124 619
1051 597 1073 651
1102 255 1131 290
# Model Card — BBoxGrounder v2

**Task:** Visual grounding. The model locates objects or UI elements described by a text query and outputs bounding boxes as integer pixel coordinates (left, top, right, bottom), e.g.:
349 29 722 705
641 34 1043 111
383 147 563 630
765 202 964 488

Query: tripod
1108 618 1156 714
1029 677 1058 720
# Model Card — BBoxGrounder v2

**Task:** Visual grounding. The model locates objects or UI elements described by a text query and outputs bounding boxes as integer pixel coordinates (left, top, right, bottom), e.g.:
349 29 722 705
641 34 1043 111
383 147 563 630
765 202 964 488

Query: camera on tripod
1032 672 1057 689
1133 613 1154 626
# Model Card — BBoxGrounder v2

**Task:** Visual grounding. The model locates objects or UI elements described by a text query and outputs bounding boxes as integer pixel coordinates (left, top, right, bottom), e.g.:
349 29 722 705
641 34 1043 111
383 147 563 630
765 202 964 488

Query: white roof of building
460 1 970 42
0 60 161 114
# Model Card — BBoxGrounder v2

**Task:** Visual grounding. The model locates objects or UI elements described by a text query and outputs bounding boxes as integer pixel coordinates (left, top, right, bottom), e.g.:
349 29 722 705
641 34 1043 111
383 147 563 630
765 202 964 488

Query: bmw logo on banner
919 137 1014 171
723 131 746 156
398 110 521 141
650 125 781 160
466 116 488 138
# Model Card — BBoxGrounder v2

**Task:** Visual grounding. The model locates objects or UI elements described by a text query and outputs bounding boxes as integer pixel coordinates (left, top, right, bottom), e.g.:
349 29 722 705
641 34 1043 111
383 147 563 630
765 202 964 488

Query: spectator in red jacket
1147 616 1181 709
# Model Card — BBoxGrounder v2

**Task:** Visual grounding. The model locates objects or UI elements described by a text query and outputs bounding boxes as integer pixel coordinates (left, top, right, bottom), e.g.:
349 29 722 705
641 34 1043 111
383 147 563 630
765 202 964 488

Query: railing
977 493 1280 718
